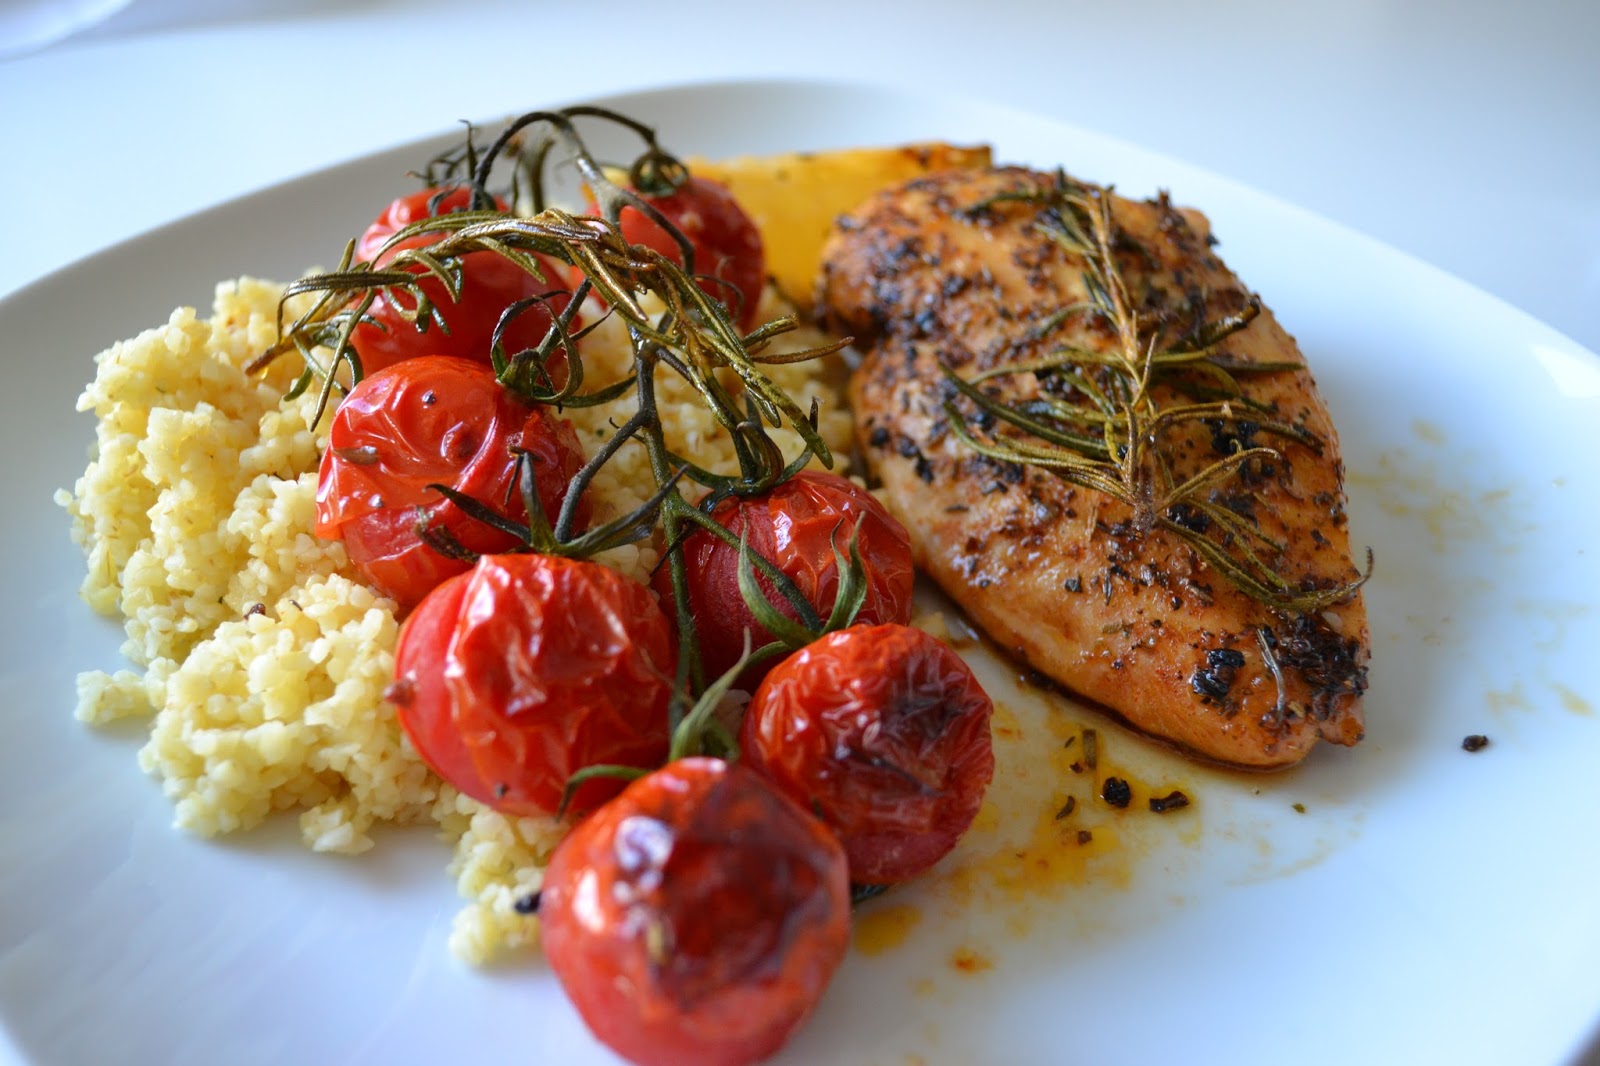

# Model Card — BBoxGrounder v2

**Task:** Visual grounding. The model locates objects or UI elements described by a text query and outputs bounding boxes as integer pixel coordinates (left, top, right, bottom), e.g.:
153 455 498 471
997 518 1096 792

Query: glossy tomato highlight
390 553 676 817
540 758 850 1066
387 570 491 802
741 624 995 885
659 470 914 686
314 356 586 611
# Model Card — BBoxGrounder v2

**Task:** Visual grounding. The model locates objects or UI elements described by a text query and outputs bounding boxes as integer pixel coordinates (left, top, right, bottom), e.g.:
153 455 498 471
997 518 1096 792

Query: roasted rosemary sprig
943 171 1367 615
252 107 851 714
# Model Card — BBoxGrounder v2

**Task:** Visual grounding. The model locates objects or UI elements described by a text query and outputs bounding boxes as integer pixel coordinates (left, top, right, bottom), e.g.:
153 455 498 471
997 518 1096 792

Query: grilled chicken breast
819 167 1369 770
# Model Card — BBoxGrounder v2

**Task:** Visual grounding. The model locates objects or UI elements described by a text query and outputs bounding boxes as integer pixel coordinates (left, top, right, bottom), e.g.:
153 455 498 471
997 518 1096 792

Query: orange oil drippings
854 902 924 957
948 946 993 976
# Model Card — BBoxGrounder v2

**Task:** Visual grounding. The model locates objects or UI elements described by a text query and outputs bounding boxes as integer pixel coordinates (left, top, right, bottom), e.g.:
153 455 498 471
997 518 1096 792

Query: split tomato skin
314 356 587 612
741 623 996 885
393 553 677 817
540 758 850 1066
658 470 915 687
612 175 766 330
349 185 577 377
446 554 678 815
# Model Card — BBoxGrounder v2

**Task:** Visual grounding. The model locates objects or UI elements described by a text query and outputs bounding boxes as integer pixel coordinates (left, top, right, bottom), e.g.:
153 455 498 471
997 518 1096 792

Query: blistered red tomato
657 470 914 686
314 356 587 611
741 623 995 885
349 185 578 377
540 758 850 1066
387 570 488 799
389 553 677 816
610 175 765 330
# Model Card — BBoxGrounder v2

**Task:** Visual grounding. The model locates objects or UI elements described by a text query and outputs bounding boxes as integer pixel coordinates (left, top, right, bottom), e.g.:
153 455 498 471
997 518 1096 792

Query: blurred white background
1 0 1596 354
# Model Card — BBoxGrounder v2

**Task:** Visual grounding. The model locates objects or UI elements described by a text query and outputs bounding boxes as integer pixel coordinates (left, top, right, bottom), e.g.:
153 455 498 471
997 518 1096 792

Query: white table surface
1 1 1596 1063
1 0 1596 356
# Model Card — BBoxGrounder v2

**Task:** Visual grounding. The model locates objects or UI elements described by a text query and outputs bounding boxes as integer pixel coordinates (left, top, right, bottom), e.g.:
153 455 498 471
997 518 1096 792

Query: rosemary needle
942 172 1368 616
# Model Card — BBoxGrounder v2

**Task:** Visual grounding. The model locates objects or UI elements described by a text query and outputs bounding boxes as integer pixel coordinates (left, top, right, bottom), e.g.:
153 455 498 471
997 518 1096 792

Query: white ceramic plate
3 78 1599 1066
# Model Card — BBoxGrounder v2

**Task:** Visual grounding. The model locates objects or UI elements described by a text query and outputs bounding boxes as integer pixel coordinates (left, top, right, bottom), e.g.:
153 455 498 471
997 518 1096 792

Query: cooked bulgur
58 276 852 963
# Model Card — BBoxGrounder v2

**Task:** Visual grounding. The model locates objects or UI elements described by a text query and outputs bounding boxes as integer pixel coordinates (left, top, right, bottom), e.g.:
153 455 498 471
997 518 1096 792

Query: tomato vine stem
263 106 862 751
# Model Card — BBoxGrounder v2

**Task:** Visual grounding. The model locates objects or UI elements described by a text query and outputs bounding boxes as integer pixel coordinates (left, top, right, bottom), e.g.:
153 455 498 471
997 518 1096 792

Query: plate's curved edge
3 74 1597 374
9 75 1600 1066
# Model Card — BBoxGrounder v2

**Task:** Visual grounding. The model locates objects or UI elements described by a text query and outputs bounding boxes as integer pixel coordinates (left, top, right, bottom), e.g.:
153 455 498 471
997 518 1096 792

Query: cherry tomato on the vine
741 623 996 885
314 356 587 612
389 553 677 816
608 175 765 331
540 757 850 1066
354 185 496 266
657 470 914 687
387 569 487 799
349 185 578 377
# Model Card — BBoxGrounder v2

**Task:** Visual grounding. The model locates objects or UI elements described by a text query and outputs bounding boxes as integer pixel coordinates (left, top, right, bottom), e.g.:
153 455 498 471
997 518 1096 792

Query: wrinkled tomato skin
540 758 850 1066
657 470 914 687
349 186 577 377
741 624 996 885
388 570 498 805
610 176 765 330
314 356 587 612
433 554 676 816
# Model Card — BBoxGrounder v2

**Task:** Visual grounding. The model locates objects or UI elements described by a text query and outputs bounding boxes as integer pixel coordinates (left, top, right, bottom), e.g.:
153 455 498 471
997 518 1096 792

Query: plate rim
5 74 1600 1066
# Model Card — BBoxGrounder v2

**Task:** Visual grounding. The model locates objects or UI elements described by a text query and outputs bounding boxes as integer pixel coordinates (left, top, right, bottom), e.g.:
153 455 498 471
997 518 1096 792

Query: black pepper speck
1101 777 1132 808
